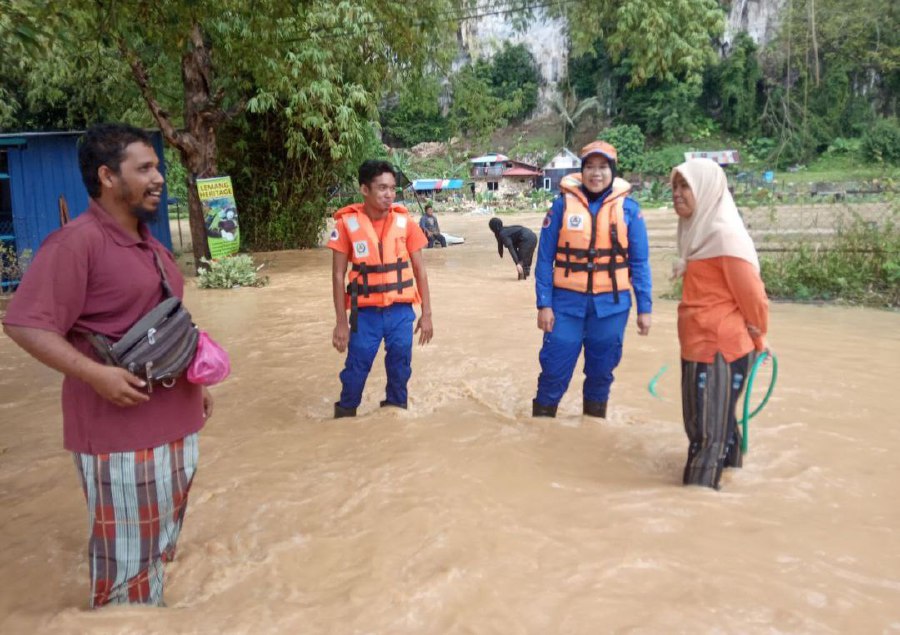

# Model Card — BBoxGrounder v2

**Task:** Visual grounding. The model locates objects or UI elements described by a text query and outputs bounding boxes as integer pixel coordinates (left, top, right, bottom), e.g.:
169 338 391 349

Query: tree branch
118 38 185 152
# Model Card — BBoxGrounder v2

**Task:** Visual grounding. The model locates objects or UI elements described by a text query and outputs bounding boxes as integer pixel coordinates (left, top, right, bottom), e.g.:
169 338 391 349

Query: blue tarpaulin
411 179 464 192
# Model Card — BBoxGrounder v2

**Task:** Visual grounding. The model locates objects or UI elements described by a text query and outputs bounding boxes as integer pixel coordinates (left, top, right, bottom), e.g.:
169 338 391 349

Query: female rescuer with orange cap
532 141 652 418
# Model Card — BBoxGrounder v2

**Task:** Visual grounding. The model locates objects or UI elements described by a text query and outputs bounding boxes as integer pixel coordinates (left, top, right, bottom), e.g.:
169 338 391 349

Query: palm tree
551 91 601 147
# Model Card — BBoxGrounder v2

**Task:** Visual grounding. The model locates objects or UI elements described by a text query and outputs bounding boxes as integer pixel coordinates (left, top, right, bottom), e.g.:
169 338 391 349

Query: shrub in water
197 254 268 289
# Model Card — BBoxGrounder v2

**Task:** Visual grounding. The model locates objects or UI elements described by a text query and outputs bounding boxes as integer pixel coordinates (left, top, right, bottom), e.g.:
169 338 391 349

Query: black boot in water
334 403 357 418
583 400 607 418
532 400 558 418
379 400 408 410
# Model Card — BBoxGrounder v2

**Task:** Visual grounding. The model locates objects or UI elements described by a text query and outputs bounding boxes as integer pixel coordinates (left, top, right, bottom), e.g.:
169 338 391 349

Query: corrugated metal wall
6 132 172 254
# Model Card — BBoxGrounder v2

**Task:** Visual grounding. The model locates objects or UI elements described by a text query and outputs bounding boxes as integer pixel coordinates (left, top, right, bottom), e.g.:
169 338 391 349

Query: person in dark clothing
489 217 537 280
419 204 447 248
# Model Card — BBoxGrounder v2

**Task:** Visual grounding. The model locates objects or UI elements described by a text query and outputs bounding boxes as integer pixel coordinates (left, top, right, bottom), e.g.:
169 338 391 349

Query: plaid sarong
73 433 199 607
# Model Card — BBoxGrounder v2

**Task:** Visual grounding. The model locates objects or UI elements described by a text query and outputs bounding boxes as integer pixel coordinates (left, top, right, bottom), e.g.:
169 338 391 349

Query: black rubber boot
379 400 408 410
583 400 607 418
334 402 357 418
532 400 558 418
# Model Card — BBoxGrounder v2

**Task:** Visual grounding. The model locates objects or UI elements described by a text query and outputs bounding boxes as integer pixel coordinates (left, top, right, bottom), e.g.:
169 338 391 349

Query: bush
597 124 645 172
760 211 900 307
861 118 900 164
381 76 450 147
745 136 777 165
640 146 688 176
0 245 32 293
825 137 861 156
197 254 268 289
488 43 541 123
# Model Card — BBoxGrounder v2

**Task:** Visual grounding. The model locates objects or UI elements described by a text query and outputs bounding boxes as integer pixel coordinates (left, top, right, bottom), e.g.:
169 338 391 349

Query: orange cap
579 140 618 163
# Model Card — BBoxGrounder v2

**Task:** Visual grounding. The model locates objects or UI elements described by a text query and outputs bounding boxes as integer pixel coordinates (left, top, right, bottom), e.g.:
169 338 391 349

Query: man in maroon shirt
3 123 213 607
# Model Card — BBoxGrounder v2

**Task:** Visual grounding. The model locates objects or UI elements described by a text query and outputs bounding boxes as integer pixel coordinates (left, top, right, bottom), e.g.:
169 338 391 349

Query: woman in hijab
671 158 769 490
489 217 537 280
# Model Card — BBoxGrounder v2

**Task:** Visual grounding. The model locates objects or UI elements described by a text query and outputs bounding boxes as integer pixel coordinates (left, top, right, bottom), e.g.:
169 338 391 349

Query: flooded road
1 209 899 634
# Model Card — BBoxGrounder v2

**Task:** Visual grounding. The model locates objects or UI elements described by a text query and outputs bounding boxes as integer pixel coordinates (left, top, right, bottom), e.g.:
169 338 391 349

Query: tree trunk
121 21 245 270
809 0 820 86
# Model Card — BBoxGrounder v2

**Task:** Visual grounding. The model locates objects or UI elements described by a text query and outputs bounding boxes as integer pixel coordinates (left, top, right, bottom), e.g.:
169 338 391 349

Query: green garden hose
740 351 778 454
648 351 778 454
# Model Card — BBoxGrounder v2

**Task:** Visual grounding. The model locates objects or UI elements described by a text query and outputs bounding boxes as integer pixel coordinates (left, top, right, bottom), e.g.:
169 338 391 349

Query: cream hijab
671 158 759 277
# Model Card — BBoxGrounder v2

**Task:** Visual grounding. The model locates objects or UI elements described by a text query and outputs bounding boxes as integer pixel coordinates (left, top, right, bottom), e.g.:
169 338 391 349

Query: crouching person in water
489 217 537 280
328 160 434 417
671 158 769 489
533 141 652 418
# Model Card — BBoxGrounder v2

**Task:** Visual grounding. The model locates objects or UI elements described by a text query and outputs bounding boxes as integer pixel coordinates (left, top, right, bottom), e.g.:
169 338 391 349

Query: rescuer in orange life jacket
327 160 434 417
532 141 653 418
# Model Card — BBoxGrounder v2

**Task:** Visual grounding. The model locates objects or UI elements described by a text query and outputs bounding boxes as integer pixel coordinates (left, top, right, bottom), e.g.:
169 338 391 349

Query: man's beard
119 182 159 222
131 206 159 223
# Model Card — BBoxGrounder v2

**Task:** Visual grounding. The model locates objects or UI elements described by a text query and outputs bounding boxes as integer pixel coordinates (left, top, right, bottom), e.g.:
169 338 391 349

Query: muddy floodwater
1 209 899 634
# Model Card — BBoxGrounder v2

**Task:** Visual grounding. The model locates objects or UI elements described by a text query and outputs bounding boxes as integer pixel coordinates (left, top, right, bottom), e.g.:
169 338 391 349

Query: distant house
541 148 580 192
469 153 542 196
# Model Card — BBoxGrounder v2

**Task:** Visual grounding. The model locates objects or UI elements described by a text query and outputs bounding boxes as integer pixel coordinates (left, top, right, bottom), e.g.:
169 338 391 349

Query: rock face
452 1 785 113
456 7 568 116
722 0 786 49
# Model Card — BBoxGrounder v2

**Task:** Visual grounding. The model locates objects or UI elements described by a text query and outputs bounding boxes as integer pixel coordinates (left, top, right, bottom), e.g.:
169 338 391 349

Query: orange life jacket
334 204 420 329
554 174 632 301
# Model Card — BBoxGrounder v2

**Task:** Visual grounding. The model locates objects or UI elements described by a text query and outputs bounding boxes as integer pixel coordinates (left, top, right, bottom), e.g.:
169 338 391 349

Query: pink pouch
187 331 231 385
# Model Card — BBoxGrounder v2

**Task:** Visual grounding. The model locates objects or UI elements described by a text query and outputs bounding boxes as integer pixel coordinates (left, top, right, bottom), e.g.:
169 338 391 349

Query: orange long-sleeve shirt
678 256 769 363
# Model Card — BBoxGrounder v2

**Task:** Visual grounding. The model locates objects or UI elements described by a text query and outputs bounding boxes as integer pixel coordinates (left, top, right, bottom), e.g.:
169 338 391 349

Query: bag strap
150 248 175 298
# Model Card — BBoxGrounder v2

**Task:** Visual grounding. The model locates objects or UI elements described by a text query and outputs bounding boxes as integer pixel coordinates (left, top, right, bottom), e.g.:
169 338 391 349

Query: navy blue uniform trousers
535 304 629 406
338 304 415 409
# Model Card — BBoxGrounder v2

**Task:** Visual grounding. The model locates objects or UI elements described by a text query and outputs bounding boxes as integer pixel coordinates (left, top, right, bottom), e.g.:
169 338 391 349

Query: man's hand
415 313 433 345
86 365 150 407
637 313 652 336
333 319 350 353
537 307 555 333
202 387 214 419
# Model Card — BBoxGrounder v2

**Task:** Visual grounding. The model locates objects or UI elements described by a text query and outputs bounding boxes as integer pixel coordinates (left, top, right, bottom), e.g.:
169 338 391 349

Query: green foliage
861 118 900 164
619 78 708 141
381 75 450 147
760 211 900 307
487 43 540 122
761 0 898 166
381 44 539 148
703 32 762 136
197 255 268 289
551 91 601 147
640 146 689 176
0 246 32 293
561 0 724 85
529 189 555 205
448 65 509 142
825 137 861 156
745 136 777 165
221 113 385 250
597 124 645 172
164 148 188 203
